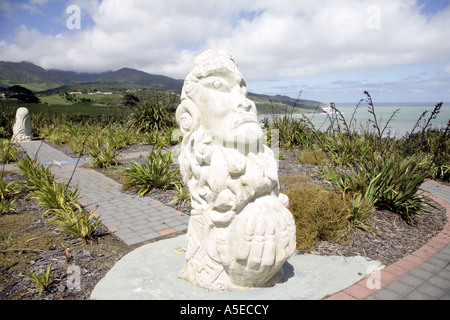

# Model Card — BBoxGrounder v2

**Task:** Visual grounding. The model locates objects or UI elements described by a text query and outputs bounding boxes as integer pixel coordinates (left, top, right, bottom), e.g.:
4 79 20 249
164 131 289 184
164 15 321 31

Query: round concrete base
90 235 382 300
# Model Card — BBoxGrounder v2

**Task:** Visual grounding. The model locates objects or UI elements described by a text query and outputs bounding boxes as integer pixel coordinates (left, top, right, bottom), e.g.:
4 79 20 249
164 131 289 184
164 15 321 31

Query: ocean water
259 102 450 138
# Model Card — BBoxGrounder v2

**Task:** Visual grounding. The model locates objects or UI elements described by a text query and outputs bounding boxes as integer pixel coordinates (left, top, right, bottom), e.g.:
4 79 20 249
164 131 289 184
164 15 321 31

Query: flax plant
16 156 55 192
0 178 19 215
121 148 179 196
170 182 191 206
33 182 81 216
48 205 101 243
22 261 59 296
87 140 119 168
16 152 101 241
0 139 18 163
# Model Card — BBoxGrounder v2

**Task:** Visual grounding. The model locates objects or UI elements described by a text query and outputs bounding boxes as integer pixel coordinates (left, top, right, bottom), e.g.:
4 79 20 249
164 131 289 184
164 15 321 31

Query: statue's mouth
232 114 259 129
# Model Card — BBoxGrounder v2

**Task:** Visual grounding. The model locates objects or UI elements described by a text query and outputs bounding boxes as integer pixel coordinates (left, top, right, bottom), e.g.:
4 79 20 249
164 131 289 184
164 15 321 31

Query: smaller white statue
11 107 32 142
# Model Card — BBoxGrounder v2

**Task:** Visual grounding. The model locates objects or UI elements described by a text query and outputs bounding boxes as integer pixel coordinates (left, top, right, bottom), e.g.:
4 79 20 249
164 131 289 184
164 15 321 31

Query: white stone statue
11 107 32 142
176 50 296 291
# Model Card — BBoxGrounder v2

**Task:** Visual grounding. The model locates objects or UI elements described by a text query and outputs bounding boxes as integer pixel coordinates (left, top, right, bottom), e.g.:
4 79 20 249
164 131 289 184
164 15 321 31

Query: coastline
258 102 449 138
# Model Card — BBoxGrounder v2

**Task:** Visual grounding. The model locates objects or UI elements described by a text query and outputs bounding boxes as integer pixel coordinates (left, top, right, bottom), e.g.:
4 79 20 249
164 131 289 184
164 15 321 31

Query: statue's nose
239 100 252 112
235 90 253 112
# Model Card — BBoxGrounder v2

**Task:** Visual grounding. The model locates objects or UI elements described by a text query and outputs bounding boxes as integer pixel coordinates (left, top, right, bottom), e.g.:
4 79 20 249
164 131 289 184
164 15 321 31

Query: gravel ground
0 143 447 300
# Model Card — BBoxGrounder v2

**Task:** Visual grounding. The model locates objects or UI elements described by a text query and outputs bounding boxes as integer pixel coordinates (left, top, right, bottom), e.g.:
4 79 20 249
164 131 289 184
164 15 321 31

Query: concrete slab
90 234 382 300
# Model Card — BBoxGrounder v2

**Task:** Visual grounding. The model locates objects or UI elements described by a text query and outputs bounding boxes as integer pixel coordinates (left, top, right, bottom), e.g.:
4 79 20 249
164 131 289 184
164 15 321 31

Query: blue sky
418 0 449 14
1 0 450 104
0 1 96 38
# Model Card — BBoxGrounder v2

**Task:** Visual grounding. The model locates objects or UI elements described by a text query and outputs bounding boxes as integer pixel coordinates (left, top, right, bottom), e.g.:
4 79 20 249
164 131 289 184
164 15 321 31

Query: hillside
248 92 326 114
0 61 184 92
0 61 325 114
0 61 69 84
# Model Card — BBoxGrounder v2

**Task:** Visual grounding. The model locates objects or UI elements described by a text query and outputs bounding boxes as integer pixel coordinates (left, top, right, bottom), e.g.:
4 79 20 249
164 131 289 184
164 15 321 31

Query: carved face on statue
180 50 263 148
176 50 296 291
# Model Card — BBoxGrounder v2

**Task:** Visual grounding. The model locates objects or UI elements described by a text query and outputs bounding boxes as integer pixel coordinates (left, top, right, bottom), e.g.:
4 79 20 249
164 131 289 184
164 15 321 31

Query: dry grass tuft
296 147 328 165
282 179 351 252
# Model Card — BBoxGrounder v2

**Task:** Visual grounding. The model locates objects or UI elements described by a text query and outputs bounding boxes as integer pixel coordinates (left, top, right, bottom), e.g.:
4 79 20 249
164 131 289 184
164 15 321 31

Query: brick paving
11 141 189 246
327 180 450 300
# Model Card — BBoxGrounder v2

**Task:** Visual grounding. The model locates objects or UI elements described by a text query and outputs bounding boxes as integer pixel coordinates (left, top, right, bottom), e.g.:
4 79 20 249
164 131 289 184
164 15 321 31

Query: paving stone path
11 140 189 246
328 179 450 300
365 180 450 300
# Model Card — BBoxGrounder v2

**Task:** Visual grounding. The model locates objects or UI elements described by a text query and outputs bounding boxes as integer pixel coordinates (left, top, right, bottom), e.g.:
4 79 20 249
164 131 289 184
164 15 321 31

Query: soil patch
0 182 135 300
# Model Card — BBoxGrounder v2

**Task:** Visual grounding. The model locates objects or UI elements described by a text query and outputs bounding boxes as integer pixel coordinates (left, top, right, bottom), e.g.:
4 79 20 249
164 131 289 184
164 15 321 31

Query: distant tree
6 85 41 103
63 92 78 102
123 93 140 107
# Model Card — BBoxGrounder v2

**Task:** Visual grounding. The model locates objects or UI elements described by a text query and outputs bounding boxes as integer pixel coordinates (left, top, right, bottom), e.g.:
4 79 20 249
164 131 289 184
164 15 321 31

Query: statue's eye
213 80 222 89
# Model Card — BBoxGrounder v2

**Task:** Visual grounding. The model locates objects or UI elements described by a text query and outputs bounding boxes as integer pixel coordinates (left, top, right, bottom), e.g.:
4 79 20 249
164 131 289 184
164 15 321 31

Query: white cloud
0 0 450 86
207 0 450 80
443 65 450 74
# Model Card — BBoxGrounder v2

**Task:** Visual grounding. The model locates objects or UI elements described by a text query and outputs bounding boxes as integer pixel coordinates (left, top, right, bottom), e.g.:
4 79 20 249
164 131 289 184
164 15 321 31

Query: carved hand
220 195 296 285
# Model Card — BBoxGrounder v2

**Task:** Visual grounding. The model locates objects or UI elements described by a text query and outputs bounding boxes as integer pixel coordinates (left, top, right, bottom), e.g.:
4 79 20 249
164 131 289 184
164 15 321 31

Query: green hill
0 61 325 114
0 61 184 92
248 93 326 114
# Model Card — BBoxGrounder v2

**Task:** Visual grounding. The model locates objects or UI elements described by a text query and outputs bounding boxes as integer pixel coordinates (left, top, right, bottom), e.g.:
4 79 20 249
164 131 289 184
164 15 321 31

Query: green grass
2 99 128 117
76 93 123 100
0 81 61 92
31 102 125 116
40 93 123 105
38 95 73 106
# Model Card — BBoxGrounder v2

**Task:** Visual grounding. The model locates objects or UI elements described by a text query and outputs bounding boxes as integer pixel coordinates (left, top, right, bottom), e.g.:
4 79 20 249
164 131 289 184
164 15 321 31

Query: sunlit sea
259 102 450 138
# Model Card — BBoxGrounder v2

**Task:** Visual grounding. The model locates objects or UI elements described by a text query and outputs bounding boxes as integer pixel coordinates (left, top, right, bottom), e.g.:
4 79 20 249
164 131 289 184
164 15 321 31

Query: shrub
0 103 16 138
170 182 190 206
15 154 101 241
87 140 119 169
127 91 176 133
66 135 89 155
0 178 19 215
16 156 55 192
321 134 355 166
284 182 351 252
370 156 428 219
34 181 101 242
141 127 178 148
413 126 450 182
121 149 179 196
0 139 18 163
320 133 376 166
0 196 17 215
296 147 328 165
41 124 68 145
22 261 59 296
0 127 9 139
31 182 81 215
325 155 427 221
48 205 101 243
346 192 376 228
272 115 311 150
104 124 138 149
